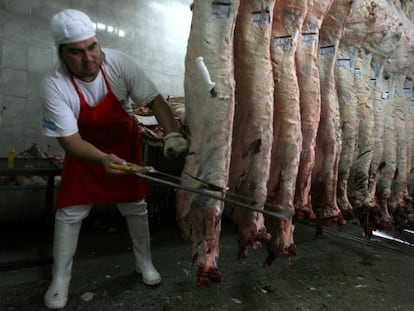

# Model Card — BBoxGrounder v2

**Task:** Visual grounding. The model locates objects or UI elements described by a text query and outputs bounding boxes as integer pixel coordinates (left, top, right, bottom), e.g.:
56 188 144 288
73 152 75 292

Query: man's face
60 37 102 82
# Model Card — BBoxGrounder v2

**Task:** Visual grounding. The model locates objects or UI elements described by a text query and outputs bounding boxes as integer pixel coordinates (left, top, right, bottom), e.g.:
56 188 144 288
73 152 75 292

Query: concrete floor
1 208 414 311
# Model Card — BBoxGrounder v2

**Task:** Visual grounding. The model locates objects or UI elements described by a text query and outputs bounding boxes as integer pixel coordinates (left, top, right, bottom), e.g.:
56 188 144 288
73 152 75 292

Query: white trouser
44 199 156 308
55 200 147 223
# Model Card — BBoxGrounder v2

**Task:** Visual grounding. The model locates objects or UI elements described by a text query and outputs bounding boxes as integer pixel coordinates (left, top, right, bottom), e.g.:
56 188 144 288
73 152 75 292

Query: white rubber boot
44 220 81 309
125 212 161 285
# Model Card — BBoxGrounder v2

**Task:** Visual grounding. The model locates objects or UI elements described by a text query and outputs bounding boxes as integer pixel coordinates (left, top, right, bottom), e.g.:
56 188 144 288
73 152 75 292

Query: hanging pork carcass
335 44 359 219
367 68 395 230
368 11 402 230
264 0 308 264
381 7 414 229
311 0 353 232
402 3 414 226
349 1 406 233
368 2 414 231
403 70 414 190
406 68 414 196
390 75 413 229
404 73 414 199
345 0 393 232
294 0 334 220
331 0 414 235
224 0 275 259
177 0 240 287
334 0 388 219
408 72 414 222
347 49 374 211
329 0 392 231
366 62 385 206
376 71 399 229
334 0 402 223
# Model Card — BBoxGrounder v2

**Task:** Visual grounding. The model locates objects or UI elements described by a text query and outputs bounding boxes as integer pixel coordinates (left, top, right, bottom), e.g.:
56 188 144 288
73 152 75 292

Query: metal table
0 157 62 271
0 157 62 224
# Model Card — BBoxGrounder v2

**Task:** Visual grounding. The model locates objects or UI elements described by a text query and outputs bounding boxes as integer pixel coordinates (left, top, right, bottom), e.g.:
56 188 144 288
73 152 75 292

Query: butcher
41 9 189 309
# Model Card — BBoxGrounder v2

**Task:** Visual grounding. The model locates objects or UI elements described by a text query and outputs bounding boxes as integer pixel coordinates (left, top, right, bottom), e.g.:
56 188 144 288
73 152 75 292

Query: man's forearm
57 133 107 164
149 95 178 134
57 133 131 174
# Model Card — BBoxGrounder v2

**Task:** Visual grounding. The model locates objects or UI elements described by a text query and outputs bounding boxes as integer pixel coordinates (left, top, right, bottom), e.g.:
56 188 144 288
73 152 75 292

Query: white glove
163 132 189 159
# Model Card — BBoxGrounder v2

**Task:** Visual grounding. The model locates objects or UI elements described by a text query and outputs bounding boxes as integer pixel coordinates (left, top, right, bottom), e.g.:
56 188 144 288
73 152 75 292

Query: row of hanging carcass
175 0 414 287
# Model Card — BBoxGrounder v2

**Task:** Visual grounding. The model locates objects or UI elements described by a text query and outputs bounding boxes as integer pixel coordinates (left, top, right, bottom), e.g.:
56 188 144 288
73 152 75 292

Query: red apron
56 66 148 209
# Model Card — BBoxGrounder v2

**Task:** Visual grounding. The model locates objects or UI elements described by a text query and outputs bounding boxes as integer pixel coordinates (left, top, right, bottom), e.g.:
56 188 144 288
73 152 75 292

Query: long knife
110 163 293 219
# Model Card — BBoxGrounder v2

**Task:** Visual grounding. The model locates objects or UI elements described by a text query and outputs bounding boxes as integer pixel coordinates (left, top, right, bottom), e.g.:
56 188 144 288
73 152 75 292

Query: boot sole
143 278 162 286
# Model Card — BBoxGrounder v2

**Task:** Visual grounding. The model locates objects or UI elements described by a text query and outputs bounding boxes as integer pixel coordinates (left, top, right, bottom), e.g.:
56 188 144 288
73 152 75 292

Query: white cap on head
51 9 96 45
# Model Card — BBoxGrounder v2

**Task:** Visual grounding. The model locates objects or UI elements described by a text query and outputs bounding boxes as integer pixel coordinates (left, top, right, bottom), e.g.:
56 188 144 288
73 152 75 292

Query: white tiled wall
0 0 193 155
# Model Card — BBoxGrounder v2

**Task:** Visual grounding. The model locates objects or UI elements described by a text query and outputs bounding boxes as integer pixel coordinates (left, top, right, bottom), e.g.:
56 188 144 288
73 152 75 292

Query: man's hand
102 153 129 174
147 95 189 159
163 132 189 159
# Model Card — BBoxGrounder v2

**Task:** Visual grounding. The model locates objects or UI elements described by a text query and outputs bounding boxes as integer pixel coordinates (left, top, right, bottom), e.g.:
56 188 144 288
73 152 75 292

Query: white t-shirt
42 48 159 137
